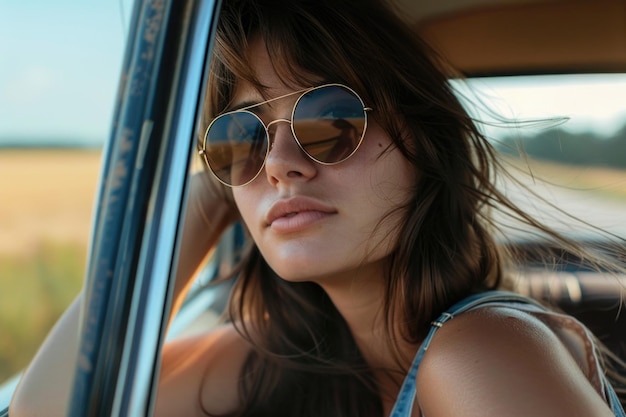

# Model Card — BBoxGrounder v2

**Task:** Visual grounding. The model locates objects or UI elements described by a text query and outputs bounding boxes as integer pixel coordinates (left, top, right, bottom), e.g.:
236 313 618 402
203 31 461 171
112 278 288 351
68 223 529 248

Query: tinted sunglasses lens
292 85 366 164
205 111 268 186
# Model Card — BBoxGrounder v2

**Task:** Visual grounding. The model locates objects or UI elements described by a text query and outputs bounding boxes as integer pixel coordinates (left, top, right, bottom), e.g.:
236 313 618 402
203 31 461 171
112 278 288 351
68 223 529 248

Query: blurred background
0 0 132 383
0 0 625 387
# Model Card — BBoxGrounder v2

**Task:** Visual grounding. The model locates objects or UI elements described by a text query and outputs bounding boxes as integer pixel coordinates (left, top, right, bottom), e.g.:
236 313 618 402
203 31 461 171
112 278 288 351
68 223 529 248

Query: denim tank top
388 290 626 417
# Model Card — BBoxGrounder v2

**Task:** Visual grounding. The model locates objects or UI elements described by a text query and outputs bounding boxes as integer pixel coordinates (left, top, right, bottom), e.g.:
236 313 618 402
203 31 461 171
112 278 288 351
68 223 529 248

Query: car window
458 74 626 240
0 0 130 387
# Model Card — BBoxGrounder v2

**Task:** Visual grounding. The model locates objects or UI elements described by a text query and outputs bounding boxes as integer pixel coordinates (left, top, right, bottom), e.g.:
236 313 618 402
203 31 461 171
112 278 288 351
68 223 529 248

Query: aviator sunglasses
199 83 372 187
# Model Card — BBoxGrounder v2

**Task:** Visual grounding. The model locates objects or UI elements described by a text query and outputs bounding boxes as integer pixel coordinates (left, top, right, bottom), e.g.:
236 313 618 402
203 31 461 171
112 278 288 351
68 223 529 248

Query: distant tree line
496 124 626 169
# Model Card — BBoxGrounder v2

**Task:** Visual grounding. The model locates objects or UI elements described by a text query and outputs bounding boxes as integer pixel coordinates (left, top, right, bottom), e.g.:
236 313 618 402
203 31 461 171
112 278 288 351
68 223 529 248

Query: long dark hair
199 0 626 415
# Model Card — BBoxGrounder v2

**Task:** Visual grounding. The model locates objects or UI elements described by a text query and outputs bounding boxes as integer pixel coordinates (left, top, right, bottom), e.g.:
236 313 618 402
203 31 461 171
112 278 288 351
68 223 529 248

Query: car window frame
65 0 221 415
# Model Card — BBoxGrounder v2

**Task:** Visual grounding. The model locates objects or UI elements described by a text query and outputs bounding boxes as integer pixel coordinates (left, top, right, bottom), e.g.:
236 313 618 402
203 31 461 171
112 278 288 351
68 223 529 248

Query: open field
0 149 102 256
0 148 101 382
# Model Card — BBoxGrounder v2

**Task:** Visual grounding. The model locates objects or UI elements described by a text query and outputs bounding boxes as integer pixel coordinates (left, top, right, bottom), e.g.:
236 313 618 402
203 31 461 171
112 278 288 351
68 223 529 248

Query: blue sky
0 0 131 145
1 1 625 146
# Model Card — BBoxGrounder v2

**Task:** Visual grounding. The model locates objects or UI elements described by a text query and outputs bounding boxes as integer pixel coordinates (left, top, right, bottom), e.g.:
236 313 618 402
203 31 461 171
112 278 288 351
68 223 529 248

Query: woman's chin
272 267 324 284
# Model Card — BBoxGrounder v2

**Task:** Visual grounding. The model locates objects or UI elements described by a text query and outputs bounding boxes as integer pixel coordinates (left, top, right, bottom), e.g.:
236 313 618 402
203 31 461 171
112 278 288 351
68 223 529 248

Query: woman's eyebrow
223 87 311 114
224 100 259 113
224 99 275 115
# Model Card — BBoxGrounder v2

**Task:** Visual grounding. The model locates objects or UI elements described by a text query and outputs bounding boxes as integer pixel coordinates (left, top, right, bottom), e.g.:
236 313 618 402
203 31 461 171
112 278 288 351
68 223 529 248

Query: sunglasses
199 83 372 187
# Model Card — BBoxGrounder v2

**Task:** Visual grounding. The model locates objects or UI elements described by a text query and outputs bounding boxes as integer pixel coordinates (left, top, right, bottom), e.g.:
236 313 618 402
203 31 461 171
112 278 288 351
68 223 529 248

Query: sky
464 74 626 138
0 1 625 147
0 0 132 146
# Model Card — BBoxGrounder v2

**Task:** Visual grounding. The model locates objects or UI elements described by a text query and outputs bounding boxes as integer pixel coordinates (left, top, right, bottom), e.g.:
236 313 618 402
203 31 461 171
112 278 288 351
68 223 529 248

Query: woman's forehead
247 39 320 85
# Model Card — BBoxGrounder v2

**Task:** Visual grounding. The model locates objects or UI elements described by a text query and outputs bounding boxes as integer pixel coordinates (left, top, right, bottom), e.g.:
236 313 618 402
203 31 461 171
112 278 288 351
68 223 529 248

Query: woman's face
231 40 415 284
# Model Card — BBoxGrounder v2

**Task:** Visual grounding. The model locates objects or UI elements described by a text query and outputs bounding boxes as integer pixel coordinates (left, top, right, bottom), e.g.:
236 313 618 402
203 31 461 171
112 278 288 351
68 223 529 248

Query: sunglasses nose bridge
265 118 292 148
265 118 291 129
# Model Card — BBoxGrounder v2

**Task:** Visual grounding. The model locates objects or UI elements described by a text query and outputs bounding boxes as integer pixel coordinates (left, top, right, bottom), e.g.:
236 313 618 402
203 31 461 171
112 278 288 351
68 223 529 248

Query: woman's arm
167 171 237 323
9 171 235 416
9 295 82 417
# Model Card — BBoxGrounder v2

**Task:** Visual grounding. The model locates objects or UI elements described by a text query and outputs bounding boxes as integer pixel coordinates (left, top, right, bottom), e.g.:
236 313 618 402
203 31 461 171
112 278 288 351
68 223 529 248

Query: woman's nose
263 120 317 186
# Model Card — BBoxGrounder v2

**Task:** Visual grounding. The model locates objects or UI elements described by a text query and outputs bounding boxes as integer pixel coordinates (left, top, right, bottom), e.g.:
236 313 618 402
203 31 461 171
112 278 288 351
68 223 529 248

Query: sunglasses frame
199 83 372 187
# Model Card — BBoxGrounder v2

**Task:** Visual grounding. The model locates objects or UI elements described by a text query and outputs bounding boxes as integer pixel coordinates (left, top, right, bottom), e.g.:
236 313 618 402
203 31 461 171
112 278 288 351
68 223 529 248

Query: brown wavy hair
199 0 626 415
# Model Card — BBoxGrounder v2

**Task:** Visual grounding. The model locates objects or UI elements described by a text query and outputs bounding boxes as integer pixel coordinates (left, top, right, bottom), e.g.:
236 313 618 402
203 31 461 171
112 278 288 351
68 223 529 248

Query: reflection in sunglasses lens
293 86 366 164
206 112 268 186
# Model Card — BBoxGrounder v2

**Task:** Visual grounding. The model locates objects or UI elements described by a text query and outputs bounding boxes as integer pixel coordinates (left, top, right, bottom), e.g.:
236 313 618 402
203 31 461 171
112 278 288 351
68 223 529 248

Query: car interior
1 0 625 415
399 0 626 359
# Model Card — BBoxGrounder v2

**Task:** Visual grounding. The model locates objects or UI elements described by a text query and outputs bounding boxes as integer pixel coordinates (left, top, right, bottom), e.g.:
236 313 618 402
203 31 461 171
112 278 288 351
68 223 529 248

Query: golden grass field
0 148 101 382
0 149 102 256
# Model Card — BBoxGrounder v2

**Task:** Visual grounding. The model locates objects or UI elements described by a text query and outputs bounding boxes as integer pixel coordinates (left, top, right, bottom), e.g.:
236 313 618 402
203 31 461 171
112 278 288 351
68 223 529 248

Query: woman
11 0 626 416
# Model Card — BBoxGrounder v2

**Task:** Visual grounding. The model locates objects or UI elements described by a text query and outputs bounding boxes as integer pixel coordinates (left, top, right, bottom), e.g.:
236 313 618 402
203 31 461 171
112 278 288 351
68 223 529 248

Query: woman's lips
269 210 334 233
265 197 337 233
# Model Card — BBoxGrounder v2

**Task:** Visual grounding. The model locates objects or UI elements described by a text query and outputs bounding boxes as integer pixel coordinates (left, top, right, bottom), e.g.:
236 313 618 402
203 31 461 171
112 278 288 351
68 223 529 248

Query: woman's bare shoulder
415 305 613 417
155 323 252 417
